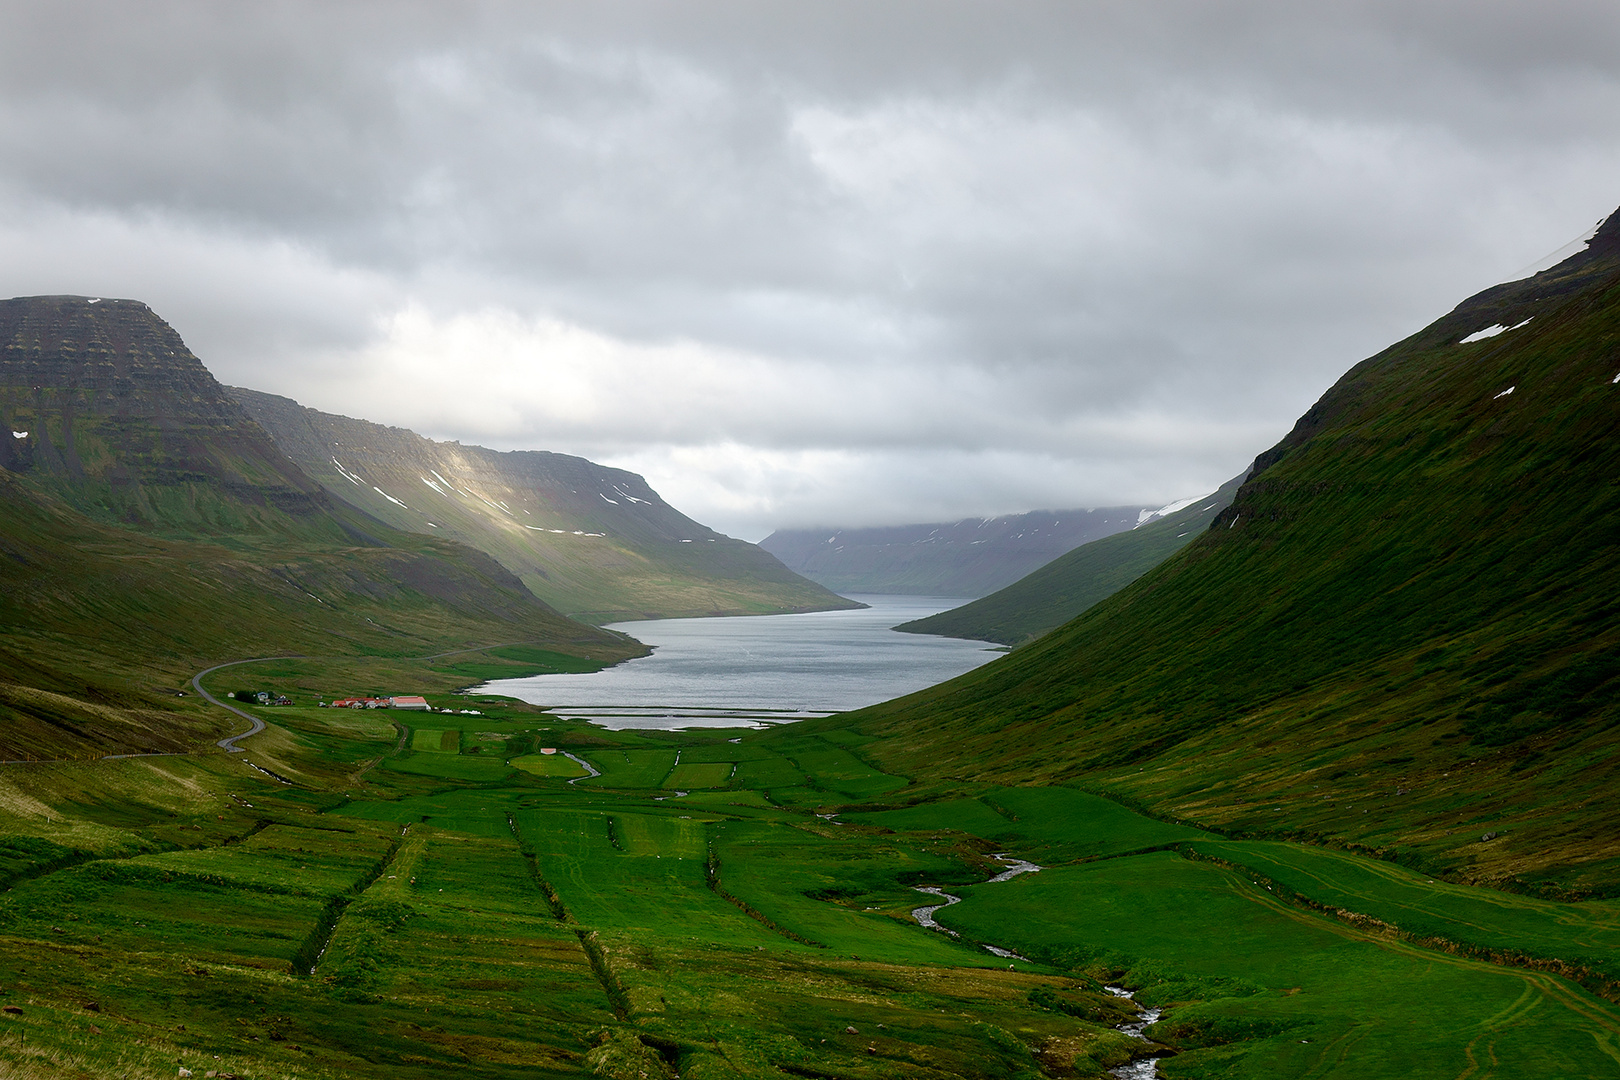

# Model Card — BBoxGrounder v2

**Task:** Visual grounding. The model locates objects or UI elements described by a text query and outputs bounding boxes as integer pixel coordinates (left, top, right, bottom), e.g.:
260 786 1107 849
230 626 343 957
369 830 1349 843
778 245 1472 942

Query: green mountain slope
0 296 642 757
895 471 1246 644
758 505 1151 597
830 210 1620 894
230 387 859 623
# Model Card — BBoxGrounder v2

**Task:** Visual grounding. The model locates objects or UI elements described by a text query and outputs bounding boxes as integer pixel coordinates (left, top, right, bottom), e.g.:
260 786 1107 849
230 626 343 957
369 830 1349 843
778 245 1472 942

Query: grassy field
514 753 590 779
410 728 460 754
0 677 1614 1078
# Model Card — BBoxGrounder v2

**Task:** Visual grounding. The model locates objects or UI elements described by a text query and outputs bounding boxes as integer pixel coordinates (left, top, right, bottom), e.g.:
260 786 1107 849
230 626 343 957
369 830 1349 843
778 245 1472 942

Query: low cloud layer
2 2 1618 538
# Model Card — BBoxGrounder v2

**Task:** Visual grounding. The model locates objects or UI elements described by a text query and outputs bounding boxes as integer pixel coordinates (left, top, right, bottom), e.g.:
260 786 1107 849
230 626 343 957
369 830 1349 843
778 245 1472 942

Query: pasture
0 688 1613 1080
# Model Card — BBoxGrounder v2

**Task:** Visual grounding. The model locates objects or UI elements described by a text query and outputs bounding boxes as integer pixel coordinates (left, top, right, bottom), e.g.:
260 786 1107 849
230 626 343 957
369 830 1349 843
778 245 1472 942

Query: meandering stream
1104 985 1164 1079
561 750 599 782
908 854 1040 954
909 855 1164 1078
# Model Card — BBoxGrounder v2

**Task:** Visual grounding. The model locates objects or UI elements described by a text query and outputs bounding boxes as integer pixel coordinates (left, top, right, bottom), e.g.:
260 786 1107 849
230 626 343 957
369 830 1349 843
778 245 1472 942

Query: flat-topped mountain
230 387 858 623
0 296 333 534
0 296 643 756
832 208 1620 893
759 504 1166 597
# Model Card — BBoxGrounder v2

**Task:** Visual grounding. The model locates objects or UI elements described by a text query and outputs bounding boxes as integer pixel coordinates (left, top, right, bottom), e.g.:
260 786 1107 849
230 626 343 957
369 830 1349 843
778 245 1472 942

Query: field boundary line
507 813 633 1019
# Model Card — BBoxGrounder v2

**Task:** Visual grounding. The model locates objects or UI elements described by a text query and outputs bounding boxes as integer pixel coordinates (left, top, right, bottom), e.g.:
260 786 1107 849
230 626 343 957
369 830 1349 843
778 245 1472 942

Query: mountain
895 470 1247 644
230 387 859 623
0 296 341 538
758 503 1167 597
827 209 1620 894
0 296 642 756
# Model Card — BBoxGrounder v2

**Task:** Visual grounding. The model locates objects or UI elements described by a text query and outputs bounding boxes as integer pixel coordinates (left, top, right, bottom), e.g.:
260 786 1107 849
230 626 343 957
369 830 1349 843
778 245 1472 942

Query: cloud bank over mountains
2 1 1618 538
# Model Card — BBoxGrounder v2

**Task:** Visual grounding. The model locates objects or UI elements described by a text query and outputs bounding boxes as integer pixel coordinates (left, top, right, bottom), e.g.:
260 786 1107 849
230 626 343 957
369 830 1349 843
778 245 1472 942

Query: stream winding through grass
909 855 1163 1079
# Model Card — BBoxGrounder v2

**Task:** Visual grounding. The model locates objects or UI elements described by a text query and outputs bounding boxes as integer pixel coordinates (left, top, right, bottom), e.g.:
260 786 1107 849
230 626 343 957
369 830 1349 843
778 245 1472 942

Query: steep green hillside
0 296 642 759
759 505 1150 597
830 210 1620 895
231 387 859 622
896 472 1246 644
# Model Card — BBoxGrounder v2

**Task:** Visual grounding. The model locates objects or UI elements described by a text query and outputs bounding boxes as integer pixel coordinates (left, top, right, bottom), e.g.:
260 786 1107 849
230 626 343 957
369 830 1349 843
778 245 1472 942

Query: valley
8 8 1620 1078
3 216 1620 1077
0 673 1615 1080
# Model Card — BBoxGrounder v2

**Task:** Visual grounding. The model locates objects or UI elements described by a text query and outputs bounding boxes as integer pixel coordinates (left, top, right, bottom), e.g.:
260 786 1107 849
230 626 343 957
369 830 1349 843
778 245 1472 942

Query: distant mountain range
827 206 1620 895
759 502 1200 597
896 470 1246 644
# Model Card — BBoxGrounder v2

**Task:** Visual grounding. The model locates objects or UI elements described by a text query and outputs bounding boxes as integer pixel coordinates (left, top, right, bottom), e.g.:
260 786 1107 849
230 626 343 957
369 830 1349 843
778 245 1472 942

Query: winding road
191 657 300 753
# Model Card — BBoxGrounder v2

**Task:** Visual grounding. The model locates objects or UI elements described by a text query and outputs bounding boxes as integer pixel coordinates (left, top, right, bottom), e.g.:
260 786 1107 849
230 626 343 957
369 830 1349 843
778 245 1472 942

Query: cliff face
230 387 859 622
0 296 329 532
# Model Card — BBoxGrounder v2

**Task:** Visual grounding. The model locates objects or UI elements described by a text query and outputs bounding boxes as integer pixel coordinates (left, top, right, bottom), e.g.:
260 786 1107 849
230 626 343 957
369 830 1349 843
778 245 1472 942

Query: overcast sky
2 2 1618 539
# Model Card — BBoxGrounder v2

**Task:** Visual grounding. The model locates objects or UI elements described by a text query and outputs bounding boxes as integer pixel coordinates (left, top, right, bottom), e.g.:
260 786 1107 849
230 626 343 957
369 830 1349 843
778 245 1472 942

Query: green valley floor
0 672 1615 1080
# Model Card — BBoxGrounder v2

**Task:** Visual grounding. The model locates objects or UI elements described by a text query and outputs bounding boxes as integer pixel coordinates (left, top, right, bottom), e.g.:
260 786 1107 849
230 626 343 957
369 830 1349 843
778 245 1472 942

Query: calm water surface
478 595 1001 729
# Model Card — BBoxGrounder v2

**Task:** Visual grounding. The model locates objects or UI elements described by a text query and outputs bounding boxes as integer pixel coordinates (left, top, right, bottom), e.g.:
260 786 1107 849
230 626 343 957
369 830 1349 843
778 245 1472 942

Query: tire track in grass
1212 861 1620 1069
1179 845 1620 1004
507 813 631 1020
350 718 411 786
1456 983 1541 1080
1205 842 1620 945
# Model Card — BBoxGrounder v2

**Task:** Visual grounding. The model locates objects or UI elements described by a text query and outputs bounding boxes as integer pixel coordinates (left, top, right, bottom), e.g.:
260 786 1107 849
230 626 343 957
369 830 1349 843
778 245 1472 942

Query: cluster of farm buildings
327 695 430 710
323 696 482 715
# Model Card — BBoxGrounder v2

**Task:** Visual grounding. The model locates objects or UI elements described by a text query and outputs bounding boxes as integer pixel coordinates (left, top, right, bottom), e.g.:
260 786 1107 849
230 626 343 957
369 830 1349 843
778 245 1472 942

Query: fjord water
480 595 1000 729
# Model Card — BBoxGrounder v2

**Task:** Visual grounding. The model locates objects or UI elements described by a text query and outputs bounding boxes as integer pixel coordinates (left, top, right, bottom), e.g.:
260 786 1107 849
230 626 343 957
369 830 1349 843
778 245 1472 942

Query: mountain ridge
230 386 859 622
0 295 337 535
0 294 645 757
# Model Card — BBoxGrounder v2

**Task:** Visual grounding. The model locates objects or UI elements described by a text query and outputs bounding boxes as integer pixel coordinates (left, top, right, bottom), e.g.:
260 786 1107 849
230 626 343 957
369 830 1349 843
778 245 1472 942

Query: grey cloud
0 2 1618 537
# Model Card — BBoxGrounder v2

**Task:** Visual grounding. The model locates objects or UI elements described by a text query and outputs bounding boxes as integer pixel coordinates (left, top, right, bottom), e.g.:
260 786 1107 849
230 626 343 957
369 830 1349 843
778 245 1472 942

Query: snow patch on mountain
1460 318 1532 344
